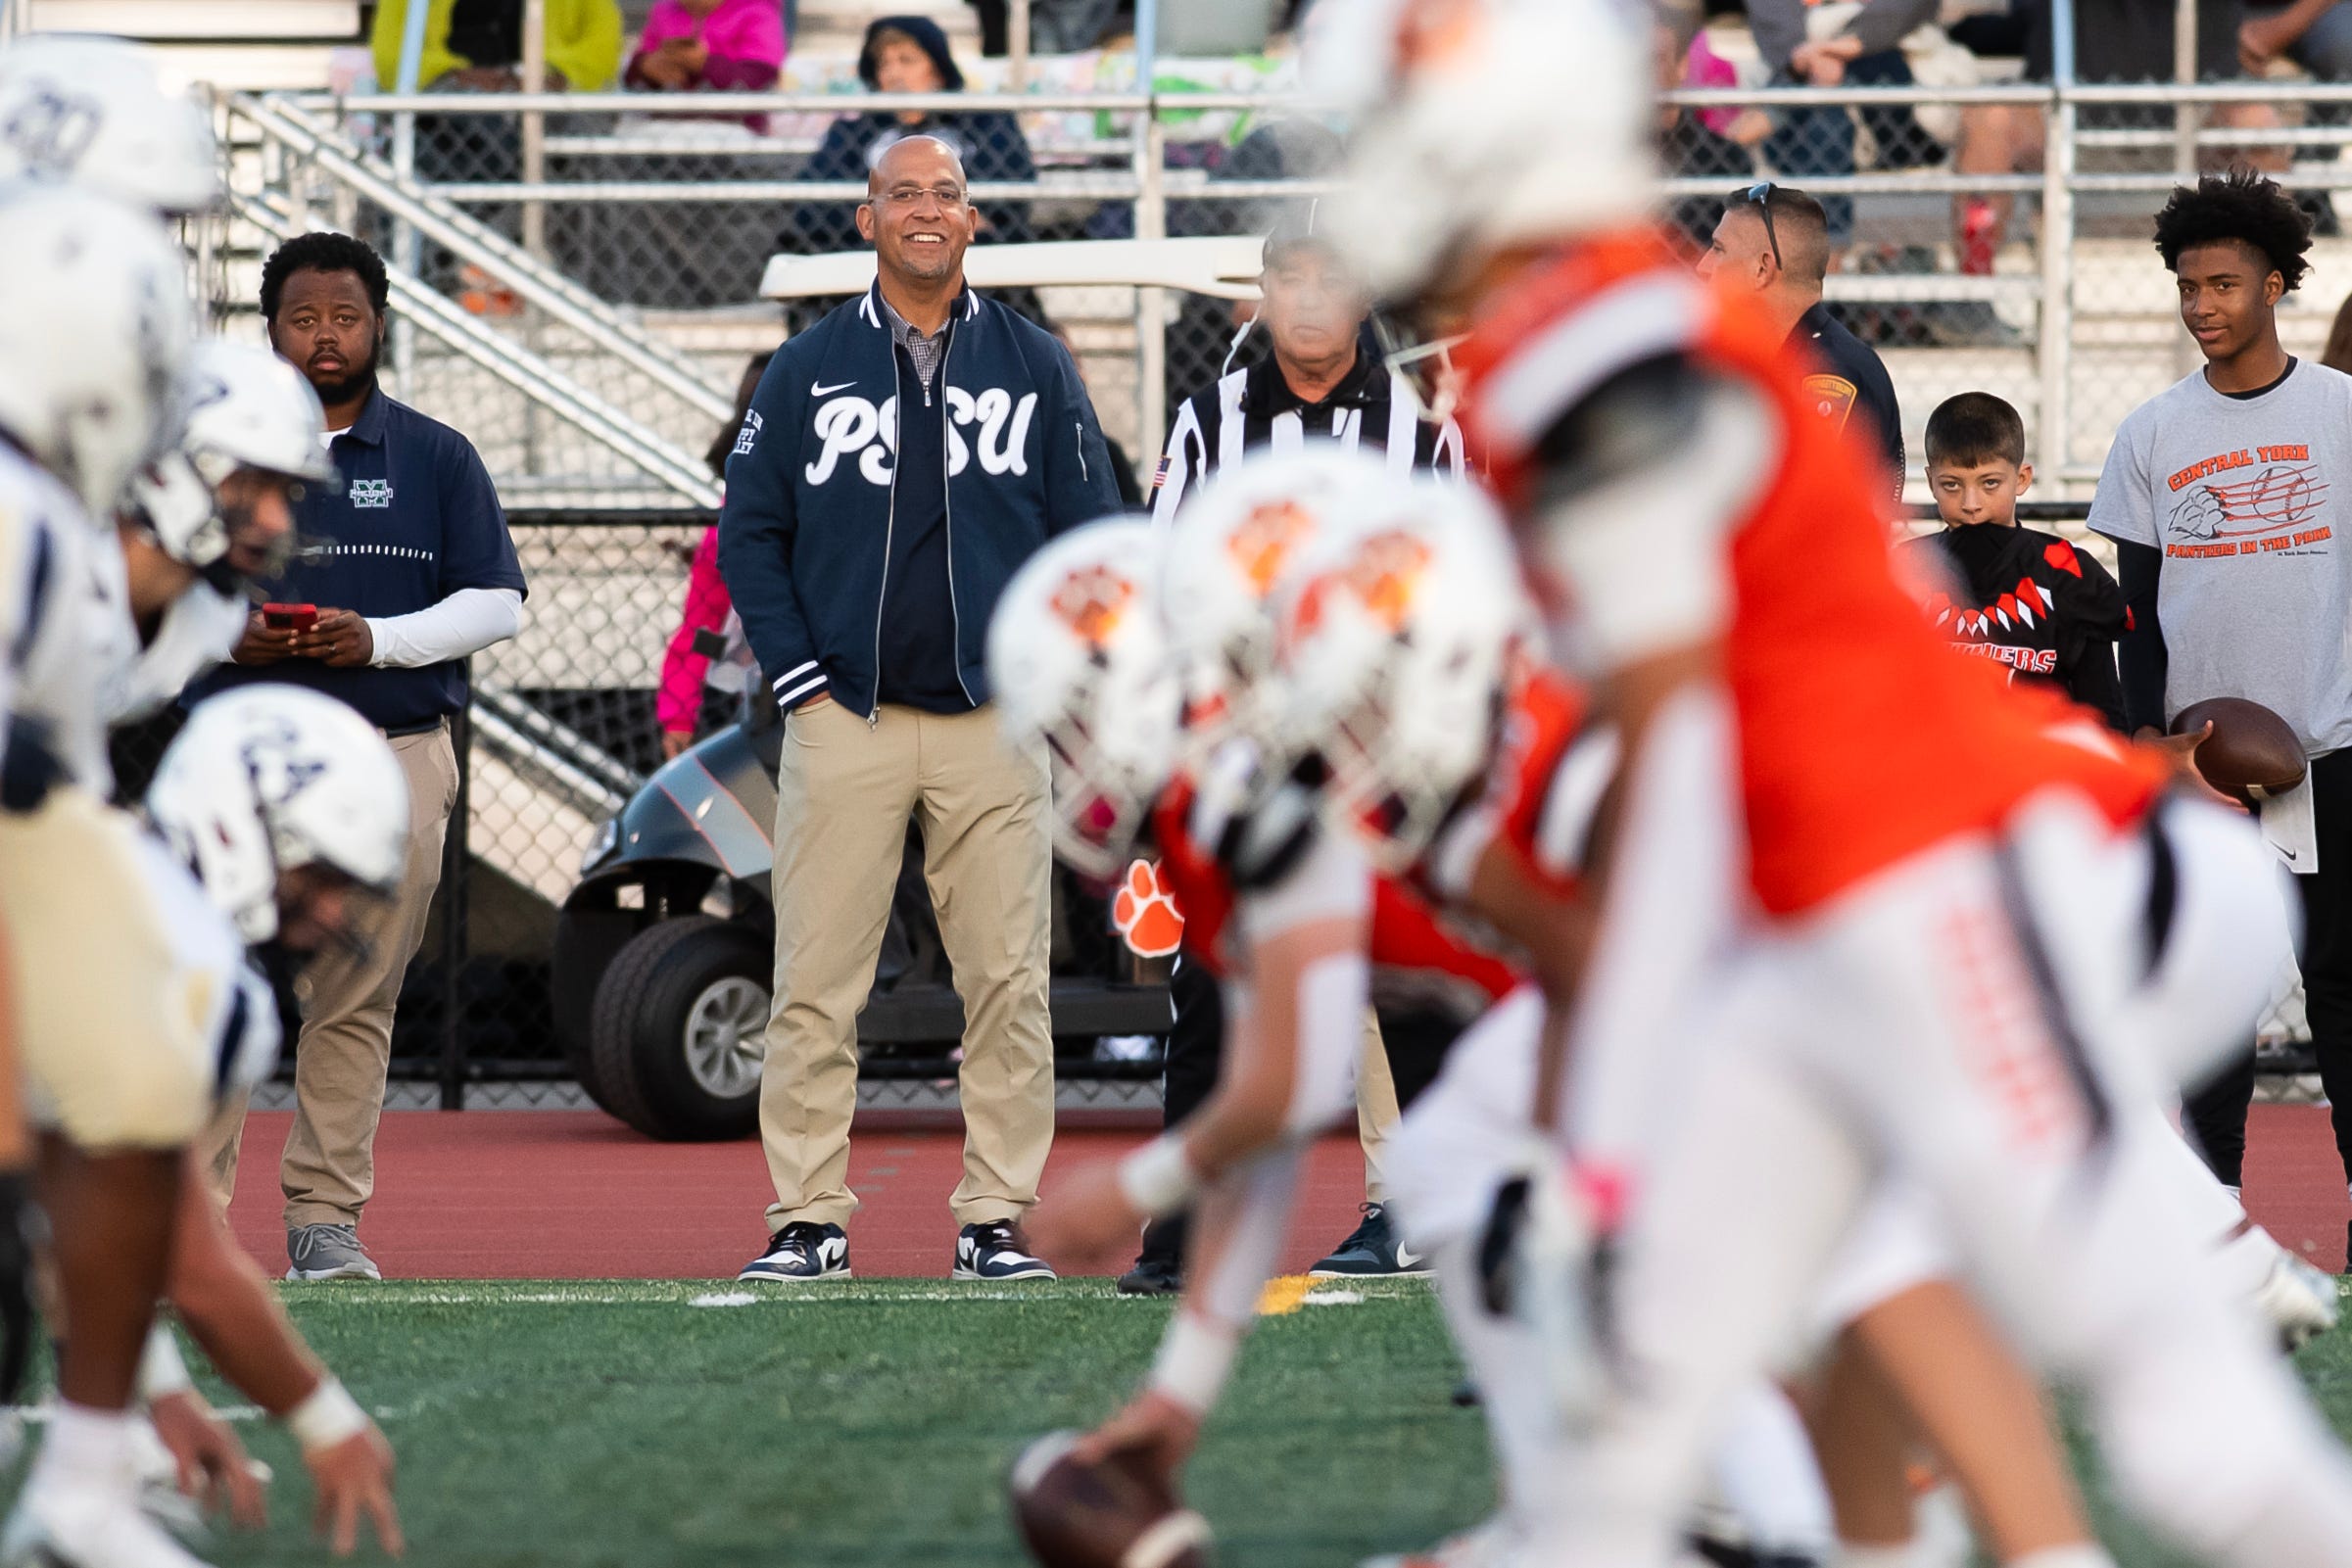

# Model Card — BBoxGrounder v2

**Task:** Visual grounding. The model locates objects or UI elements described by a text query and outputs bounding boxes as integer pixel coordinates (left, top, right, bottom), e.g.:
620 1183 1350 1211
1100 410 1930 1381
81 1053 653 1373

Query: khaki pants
203 723 457 1228
759 699 1053 1231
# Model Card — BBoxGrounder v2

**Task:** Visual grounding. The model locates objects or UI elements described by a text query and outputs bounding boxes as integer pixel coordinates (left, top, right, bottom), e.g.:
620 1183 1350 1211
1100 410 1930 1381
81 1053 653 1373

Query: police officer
1698 182 1906 499
196 232 526 1284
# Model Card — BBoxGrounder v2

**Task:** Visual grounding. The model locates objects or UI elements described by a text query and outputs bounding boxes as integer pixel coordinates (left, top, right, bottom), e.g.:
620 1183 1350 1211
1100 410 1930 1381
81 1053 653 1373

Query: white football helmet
1277 475 1534 870
131 339 332 574
1310 0 1654 306
0 181 192 515
145 685 409 946
1158 444 1390 765
988 520 1184 879
0 34 220 214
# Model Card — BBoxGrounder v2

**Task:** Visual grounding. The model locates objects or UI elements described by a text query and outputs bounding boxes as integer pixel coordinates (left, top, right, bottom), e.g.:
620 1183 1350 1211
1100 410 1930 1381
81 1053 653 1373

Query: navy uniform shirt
194 388 526 731
1793 301 1905 501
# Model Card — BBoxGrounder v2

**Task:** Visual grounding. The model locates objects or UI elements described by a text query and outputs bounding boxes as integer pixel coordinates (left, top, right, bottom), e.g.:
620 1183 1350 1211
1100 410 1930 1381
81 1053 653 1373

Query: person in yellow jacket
370 0 623 92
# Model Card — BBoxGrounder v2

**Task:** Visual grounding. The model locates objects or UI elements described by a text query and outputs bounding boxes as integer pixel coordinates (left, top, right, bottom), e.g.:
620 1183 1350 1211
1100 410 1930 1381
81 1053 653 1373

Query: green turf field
141 1277 2352 1566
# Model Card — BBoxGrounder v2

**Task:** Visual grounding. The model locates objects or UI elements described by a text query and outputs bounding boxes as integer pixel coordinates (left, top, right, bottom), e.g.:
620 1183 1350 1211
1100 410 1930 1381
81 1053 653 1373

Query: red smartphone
263 602 318 632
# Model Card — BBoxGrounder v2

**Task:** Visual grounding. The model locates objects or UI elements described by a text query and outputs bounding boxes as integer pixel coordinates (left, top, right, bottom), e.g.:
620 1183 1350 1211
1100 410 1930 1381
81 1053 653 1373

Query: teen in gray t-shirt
2089 356 2352 756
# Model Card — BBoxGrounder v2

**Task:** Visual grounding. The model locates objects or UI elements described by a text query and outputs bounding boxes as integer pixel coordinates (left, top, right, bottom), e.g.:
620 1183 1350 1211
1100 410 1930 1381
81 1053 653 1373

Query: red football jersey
1457 233 2165 917
1150 769 1521 1005
1413 667 1608 911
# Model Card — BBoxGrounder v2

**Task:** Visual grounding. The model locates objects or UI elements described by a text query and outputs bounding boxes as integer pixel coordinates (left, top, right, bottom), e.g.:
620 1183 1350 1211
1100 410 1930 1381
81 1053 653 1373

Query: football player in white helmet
0 34 220 215
1315 4 2352 1567
1012 467 1515 1534
114 686 408 1559
988 521 1185 881
112 340 335 726
0 180 226 1568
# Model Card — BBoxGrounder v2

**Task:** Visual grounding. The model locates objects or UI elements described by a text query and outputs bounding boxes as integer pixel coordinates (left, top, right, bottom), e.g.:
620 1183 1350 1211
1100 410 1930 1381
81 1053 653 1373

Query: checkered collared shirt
878 292 951 391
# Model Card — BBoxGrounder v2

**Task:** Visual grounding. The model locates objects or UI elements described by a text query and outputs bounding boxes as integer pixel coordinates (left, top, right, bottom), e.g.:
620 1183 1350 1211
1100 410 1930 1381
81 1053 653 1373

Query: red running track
222 1102 2352 1280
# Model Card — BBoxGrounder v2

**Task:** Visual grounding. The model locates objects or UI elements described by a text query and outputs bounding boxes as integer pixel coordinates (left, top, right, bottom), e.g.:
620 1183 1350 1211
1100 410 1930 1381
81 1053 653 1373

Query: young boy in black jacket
1899 391 2130 731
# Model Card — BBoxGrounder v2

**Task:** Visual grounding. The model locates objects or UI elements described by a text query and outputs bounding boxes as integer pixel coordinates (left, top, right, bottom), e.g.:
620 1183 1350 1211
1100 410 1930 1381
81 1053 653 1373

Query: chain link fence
201 71 2351 1099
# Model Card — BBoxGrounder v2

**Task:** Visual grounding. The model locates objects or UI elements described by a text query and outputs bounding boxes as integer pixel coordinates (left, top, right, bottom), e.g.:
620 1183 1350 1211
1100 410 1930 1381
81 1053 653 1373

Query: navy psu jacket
718 283 1121 717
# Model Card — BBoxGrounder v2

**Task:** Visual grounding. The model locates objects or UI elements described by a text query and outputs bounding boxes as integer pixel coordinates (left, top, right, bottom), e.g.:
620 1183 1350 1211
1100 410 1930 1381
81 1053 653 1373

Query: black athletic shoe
954 1221 1056 1281
1116 1256 1183 1296
739 1221 849 1282
1310 1202 1430 1278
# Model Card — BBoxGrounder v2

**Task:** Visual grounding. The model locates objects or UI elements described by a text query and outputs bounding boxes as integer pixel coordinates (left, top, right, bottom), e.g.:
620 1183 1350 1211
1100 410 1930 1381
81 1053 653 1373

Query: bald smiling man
719 136 1122 1285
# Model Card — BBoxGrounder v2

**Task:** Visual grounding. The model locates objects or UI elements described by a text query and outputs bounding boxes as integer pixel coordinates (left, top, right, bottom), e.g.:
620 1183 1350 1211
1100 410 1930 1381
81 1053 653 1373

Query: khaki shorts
0 789 213 1150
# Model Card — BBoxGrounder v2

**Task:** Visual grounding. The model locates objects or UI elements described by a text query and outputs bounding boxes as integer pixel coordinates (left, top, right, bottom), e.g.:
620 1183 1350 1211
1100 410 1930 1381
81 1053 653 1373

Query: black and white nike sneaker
738 1221 850 1282
953 1221 1055 1282
1310 1203 1430 1278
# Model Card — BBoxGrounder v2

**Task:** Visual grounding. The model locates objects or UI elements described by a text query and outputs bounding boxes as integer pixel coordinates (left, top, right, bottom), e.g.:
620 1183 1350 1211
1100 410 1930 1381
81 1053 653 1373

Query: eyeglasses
1739 181 1784 271
872 184 968 210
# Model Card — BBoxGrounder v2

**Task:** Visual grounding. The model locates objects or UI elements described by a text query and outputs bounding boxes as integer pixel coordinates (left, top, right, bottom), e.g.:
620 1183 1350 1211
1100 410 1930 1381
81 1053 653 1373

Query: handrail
470 682 640 811
288 89 1160 114
230 93 736 423
229 185 723 508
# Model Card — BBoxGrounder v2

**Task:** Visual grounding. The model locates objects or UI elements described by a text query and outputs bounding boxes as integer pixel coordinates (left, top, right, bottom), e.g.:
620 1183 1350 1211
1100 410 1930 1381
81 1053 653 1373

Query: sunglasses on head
1738 181 1784 271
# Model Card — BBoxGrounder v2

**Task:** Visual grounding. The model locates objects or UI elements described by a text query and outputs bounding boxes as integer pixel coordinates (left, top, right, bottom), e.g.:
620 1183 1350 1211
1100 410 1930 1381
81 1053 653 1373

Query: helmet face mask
987 521 1182 882
146 687 410 950
1276 481 1529 872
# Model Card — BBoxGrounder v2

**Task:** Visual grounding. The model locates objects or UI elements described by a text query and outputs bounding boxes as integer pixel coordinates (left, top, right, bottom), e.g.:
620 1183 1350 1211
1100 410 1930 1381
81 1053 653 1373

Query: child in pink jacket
659 353 772 757
627 0 787 129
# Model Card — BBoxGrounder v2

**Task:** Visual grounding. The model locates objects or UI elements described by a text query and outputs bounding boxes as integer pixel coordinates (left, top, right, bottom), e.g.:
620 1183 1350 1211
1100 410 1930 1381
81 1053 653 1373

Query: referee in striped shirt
1119 205 1466 1296
1148 205 1464 526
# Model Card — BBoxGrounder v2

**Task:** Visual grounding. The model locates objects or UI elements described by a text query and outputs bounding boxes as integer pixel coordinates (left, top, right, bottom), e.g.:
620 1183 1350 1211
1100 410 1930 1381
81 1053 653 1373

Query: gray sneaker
285 1223 382 1282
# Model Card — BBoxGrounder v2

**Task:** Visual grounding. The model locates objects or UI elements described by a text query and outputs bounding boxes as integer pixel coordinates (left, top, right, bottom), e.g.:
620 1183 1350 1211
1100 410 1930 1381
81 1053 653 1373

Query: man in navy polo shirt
195 233 526 1283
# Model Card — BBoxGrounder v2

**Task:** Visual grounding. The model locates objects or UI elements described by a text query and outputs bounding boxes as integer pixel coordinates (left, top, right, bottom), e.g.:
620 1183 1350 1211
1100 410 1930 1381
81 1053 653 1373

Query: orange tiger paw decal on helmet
1112 859 1185 958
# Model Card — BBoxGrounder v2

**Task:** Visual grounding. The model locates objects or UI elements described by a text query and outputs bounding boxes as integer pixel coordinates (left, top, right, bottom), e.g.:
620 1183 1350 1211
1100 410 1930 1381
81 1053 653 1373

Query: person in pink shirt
658 353 771 758
627 0 787 115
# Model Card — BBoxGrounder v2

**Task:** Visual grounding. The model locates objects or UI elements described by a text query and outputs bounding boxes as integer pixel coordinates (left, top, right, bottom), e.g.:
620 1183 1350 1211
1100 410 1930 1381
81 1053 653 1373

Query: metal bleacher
17 0 359 88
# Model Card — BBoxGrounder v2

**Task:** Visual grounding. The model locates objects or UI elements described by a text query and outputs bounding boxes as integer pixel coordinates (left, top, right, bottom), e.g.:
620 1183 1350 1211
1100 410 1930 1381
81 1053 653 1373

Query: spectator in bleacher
197 232 527 1283
1697 183 1905 495
1952 0 2306 281
1744 0 1943 250
966 0 1124 55
781 16 1036 253
626 0 788 128
369 0 623 92
2240 0 2352 83
657 353 772 760
720 136 1120 1285
1656 0 1759 259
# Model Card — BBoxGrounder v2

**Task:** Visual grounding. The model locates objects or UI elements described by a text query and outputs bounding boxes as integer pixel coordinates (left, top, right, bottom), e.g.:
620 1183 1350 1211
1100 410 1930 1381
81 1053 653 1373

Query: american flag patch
1150 456 1171 492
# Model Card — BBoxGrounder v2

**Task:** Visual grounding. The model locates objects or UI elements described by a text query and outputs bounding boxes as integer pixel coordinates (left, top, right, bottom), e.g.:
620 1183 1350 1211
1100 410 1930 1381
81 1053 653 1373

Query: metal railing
194 51 2352 1090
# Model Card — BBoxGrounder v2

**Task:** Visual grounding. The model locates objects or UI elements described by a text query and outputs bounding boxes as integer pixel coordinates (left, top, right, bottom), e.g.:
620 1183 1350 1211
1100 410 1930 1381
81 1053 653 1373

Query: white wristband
1146 1311 1239 1415
1117 1135 1201 1220
285 1377 368 1453
136 1326 193 1402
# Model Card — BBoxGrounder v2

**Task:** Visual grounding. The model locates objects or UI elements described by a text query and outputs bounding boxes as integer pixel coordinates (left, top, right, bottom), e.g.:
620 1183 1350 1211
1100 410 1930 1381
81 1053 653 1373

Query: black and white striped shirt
1148 349 1467 525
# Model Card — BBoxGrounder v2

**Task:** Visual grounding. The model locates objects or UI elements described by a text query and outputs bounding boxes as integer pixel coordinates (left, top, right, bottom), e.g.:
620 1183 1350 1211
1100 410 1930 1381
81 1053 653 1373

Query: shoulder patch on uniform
1800 373 1858 434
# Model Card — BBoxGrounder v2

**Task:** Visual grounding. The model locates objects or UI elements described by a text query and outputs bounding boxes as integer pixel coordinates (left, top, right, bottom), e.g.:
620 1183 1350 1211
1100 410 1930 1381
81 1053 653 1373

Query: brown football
2172 697 2306 805
1008 1431 1212 1568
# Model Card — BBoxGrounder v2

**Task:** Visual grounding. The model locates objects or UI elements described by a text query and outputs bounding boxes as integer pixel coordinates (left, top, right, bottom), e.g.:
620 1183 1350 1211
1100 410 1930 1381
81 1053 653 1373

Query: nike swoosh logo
2280 847 2301 863
811 381 857 398
1394 1246 1422 1269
